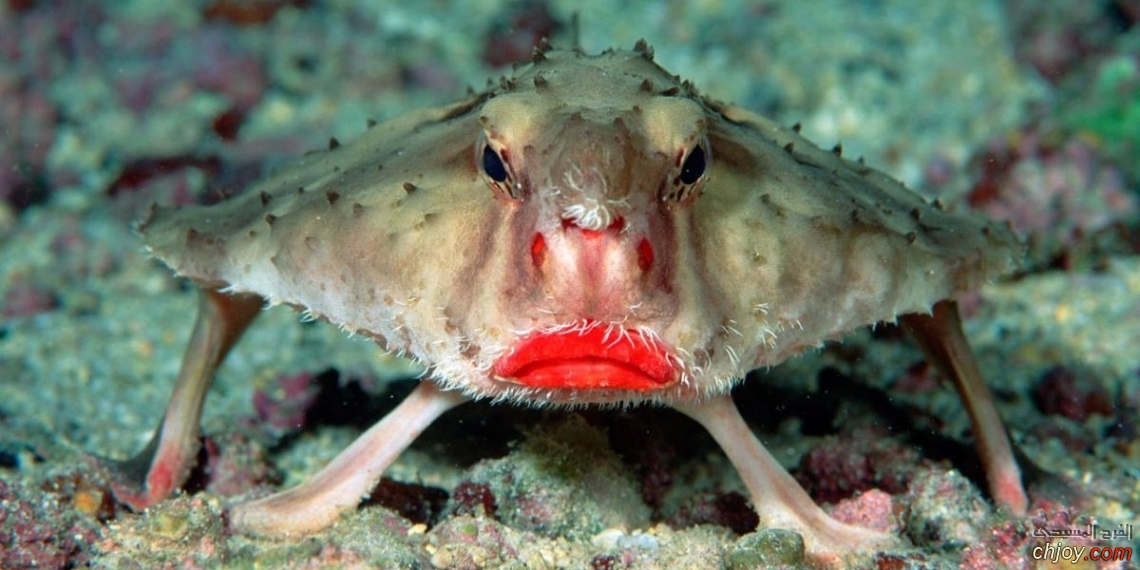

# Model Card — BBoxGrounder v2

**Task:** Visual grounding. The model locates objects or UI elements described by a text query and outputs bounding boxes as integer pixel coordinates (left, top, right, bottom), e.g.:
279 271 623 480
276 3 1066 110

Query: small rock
903 468 989 548
724 528 806 569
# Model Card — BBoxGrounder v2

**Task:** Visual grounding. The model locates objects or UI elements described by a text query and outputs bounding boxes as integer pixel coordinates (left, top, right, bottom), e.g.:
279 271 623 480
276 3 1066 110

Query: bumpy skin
129 45 1024 565
139 46 1018 405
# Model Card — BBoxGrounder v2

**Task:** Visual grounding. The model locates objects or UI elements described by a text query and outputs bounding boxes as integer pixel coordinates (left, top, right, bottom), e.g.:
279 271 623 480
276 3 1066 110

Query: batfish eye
679 145 706 184
482 145 509 182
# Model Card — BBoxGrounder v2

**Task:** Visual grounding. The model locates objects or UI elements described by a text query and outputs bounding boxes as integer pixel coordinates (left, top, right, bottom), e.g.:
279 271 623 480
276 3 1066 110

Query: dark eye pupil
679 146 705 184
483 145 508 182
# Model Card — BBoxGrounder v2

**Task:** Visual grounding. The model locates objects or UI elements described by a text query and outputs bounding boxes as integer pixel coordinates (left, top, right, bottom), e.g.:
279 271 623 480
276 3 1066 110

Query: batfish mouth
492 323 679 391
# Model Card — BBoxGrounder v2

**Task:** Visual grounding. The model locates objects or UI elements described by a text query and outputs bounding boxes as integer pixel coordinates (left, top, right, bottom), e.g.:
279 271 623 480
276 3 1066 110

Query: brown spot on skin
784 142 795 154
640 78 654 92
533 73 548 90
809 216 842 235
403 182 417 193
259 191 272 207
758 193 785 218
326 190 340 205
328 137 340 150
366 118 378 128
832 143 843 156
264 213 277 225
792 122 802 132
633 38 654 60
352 203 364 217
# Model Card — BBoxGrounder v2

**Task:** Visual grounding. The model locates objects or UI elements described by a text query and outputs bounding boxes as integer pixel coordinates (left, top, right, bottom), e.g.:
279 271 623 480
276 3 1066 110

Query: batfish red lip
493 324 678 391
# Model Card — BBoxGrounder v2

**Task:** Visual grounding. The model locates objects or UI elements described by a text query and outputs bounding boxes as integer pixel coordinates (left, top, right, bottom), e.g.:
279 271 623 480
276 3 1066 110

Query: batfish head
474 51 714 396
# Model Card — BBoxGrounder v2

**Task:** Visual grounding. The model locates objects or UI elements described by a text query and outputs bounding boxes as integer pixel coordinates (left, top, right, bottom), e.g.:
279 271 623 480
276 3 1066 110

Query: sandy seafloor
1 0 1138 568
